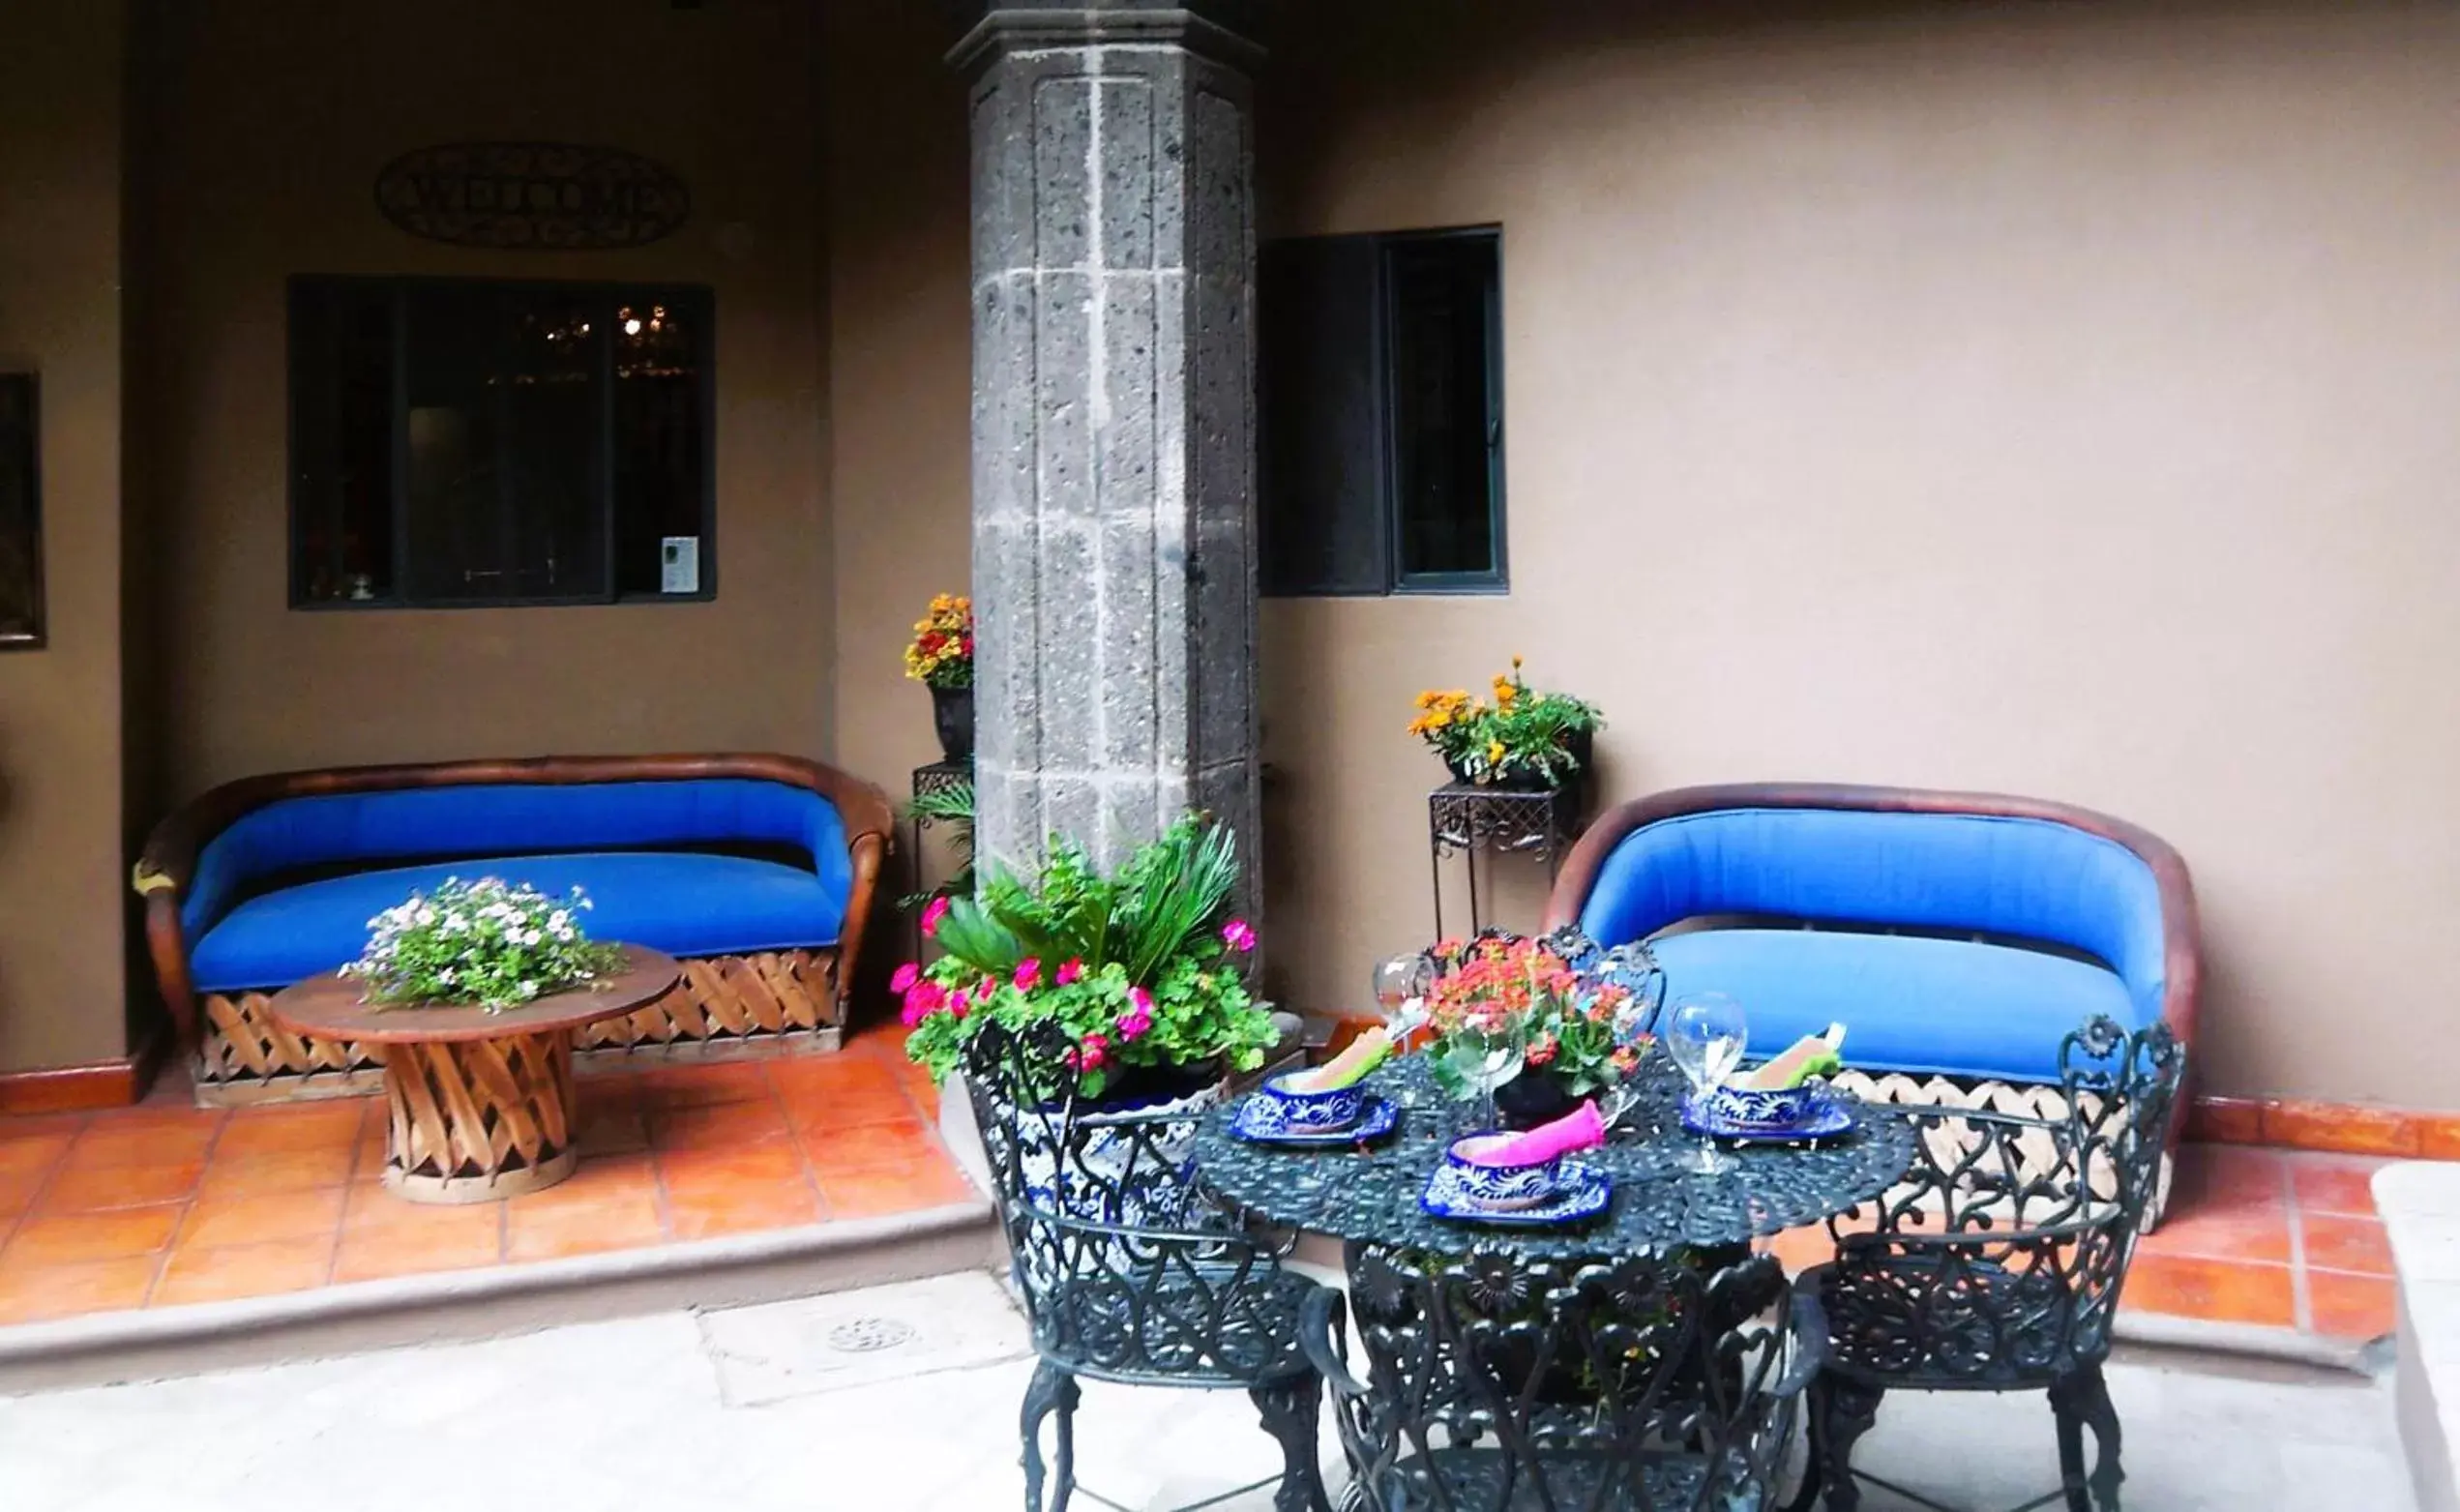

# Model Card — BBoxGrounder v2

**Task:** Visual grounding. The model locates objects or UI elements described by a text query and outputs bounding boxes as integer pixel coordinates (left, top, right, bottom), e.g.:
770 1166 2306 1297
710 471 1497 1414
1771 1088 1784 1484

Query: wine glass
1595 987 1658 1130
1372 952 1434 1035
1664 992 1747 1175
1437 1013 1524 1132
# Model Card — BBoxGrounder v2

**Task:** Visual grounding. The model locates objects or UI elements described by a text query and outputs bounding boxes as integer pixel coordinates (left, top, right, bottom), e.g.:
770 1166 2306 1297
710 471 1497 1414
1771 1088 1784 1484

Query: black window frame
285 274 719 611
1259 224 1507 599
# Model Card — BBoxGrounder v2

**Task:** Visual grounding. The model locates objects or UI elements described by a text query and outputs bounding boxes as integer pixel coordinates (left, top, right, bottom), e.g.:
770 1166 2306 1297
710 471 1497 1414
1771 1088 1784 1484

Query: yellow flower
1487 740 1506 765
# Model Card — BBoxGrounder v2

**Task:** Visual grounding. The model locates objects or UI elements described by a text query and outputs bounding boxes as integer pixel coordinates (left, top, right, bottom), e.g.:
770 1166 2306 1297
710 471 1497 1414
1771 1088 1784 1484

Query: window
1258 227 1504 596
288 277 714 608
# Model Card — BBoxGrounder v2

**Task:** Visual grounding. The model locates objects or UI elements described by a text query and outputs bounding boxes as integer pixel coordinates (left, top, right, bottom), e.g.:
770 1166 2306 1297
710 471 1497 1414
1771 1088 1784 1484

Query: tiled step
2378 1161 2460 1512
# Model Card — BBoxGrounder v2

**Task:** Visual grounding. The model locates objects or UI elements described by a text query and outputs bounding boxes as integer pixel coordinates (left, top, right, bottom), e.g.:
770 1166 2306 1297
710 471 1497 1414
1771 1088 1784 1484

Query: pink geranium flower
1014 958 1042 991
1116 1006 1153 1041
1129 986 1154 1016
1221 918 1257 953
889 962 921 993
920 896 952 938
949 986 972 1020
899 981 946 1028
1077 1032 1111 1071
1056 958 1084 987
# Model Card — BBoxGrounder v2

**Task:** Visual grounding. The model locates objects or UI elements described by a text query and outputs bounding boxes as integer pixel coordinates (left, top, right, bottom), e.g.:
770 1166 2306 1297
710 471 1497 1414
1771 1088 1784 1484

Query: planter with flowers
342 876 626 1011
1408 657 1602 791
1408 930 1660 1131
904 592 976 762
901 815 1276 1218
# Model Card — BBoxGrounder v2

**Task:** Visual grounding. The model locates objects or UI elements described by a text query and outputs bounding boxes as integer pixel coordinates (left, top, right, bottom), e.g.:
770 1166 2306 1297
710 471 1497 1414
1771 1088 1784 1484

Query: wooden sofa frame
134 753 896 1107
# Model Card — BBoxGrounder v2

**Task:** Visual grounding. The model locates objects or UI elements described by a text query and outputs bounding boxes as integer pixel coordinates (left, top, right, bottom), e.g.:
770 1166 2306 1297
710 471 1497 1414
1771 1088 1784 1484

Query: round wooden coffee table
267 947 680 1203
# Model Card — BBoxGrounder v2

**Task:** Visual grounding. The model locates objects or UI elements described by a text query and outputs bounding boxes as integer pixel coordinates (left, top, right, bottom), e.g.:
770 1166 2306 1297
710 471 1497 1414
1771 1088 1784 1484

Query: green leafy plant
900 815 1276 1097
1408 657 1603 786
341 876 625 1013
899 781 976 909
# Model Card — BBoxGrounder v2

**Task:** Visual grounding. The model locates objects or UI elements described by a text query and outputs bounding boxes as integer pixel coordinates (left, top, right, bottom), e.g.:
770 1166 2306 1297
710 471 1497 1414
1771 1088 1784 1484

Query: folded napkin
1458 1100 1606 1168
1286 1026 1393 1093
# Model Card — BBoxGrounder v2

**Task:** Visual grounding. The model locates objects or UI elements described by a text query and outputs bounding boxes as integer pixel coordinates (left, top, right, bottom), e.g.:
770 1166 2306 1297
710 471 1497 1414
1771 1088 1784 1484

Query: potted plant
904 592 975 762
1407 657 1602 789
1413 931 1651 1130
903 815 1276 1222
341 876 625 1011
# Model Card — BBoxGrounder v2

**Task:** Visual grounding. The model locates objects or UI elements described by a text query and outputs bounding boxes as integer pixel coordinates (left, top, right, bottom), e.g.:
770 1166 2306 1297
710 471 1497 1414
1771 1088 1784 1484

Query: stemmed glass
1595 988 1659 1130
1372 952 1434 1036
1442 1012 1525 1133
1664 993 1747 1175
1372 952 1437 1108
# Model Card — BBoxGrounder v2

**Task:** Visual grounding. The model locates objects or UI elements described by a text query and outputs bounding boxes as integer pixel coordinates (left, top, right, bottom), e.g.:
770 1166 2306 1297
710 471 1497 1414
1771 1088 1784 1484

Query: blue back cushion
183 779 850 940
1575 808 2169 1015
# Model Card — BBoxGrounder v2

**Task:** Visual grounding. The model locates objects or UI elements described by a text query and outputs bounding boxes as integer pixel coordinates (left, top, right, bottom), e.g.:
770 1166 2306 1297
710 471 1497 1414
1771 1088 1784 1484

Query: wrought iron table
1195 1058 1919 1509
1198 1057 1916 1260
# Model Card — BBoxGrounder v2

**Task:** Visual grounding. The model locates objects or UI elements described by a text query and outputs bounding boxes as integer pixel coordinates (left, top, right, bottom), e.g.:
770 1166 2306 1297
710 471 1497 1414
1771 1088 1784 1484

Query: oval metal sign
375 142 690 251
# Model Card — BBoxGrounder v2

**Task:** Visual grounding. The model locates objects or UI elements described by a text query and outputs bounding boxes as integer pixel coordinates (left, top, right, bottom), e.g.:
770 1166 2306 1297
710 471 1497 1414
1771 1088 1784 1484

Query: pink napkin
1457 1100 1607 1168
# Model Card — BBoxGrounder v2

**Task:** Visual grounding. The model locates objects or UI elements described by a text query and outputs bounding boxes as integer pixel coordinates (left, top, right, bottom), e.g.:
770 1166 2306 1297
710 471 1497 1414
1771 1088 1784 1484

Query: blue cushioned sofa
135 754 894 1104
1545 784 2200 1195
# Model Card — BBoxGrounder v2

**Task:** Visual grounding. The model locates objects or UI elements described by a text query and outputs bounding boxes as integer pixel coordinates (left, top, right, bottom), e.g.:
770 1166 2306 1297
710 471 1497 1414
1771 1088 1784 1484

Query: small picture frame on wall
0 373 39 648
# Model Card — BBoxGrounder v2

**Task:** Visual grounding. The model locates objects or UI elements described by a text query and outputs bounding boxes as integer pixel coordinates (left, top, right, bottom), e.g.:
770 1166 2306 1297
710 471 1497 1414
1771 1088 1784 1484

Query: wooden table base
380 1029 579 1203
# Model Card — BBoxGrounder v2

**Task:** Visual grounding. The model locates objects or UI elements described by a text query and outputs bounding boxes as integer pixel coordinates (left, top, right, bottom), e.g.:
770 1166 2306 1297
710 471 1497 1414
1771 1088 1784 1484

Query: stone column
951 2 1263 891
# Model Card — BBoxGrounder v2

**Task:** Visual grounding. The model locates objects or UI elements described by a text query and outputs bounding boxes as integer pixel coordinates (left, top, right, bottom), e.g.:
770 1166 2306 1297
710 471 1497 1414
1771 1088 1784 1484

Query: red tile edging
2190 1095 2460 1159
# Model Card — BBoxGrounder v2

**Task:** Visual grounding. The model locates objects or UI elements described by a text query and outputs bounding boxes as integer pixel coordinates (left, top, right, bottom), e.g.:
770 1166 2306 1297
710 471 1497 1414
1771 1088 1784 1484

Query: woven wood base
380 1031 579 1203
190 948 843 1107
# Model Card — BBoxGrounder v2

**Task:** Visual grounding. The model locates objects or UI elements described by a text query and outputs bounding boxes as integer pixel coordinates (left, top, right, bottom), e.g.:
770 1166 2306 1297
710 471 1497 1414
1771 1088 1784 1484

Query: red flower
889 962 921 993
1014 958 1042 991
1057 958 1084 986
920 896 952 938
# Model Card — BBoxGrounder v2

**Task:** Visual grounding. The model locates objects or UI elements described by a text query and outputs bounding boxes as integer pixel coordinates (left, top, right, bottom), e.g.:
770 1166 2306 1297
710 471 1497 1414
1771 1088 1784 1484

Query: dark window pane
500 291 605 598
289 282 396 604
1387 235 1501 583
1259 237 1388 596
612 290 708 596
291 277 711 609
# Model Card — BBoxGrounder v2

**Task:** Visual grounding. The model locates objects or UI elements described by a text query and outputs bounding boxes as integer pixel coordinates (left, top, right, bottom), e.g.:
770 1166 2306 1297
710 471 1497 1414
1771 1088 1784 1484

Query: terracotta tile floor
0 1035 2408 1350
0 1028 968 1325
1761 1141 2402 1345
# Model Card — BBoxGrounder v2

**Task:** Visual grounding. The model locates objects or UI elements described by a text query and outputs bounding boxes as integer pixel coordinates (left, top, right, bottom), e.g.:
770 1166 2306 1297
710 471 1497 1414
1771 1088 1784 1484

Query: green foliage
900 816 1275 1097
898 782 976 910
341 876 626 1013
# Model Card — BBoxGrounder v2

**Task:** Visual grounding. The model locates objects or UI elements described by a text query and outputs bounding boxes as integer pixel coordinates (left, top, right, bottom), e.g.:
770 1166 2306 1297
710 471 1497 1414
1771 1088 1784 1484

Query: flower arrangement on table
1408 933 1647 1123
341 876 624 1013
900 815 1278 1100
904 593 975 689
1407 657 1603 787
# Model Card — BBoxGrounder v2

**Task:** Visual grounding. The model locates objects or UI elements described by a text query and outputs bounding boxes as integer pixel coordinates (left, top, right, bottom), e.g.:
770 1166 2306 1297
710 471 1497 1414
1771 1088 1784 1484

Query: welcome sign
375 142 690 251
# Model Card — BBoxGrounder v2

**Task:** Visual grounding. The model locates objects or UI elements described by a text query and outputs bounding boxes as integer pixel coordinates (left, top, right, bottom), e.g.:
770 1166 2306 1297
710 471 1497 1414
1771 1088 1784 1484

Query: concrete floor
0 1271 2416 1511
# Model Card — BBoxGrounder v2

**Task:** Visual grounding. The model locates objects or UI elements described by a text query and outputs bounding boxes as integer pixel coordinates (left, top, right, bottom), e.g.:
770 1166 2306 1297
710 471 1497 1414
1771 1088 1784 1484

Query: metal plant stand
1785 1019 2184 1512
908 757 970 956
1427 781 1585 939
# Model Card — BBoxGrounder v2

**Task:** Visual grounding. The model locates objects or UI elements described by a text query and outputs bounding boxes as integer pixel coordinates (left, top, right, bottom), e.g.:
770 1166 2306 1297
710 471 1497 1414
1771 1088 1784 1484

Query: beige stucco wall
132 0 832 808
0 3 130 1070
825 0 2460 1109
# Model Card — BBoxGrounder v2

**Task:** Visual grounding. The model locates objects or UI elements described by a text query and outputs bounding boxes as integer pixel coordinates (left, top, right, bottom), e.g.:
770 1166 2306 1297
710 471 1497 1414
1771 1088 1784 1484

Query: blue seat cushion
188 852 845 993
1649 928 2145 1084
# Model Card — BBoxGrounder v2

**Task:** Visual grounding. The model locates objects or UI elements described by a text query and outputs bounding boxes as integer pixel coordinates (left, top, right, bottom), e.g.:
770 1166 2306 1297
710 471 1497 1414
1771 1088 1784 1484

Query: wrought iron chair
1785 1017 2184 1512
962 1018 1336 1512
1303 1244 1826 1510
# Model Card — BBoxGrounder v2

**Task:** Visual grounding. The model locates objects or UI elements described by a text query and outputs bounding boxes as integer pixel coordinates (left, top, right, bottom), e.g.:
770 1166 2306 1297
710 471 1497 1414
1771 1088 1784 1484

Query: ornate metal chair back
1318 1244 1820 1510
960 1018 1304 1386
1821 1017 2184 1386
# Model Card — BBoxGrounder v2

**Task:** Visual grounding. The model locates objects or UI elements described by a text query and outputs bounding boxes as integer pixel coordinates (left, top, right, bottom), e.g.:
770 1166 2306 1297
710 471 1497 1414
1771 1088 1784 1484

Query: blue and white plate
1229 1095 1400 1147
1421 1158 1612 1228
1680 1093 1855 1143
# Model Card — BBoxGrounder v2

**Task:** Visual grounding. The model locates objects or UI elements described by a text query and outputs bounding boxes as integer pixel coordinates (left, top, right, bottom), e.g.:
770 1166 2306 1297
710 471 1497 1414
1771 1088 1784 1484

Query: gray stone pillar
951 3 1263 890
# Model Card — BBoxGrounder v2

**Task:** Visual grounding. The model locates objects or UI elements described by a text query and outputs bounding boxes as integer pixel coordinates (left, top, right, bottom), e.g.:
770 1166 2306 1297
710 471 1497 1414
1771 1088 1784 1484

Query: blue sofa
135 754 895 1103
1546 783 2199 1139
